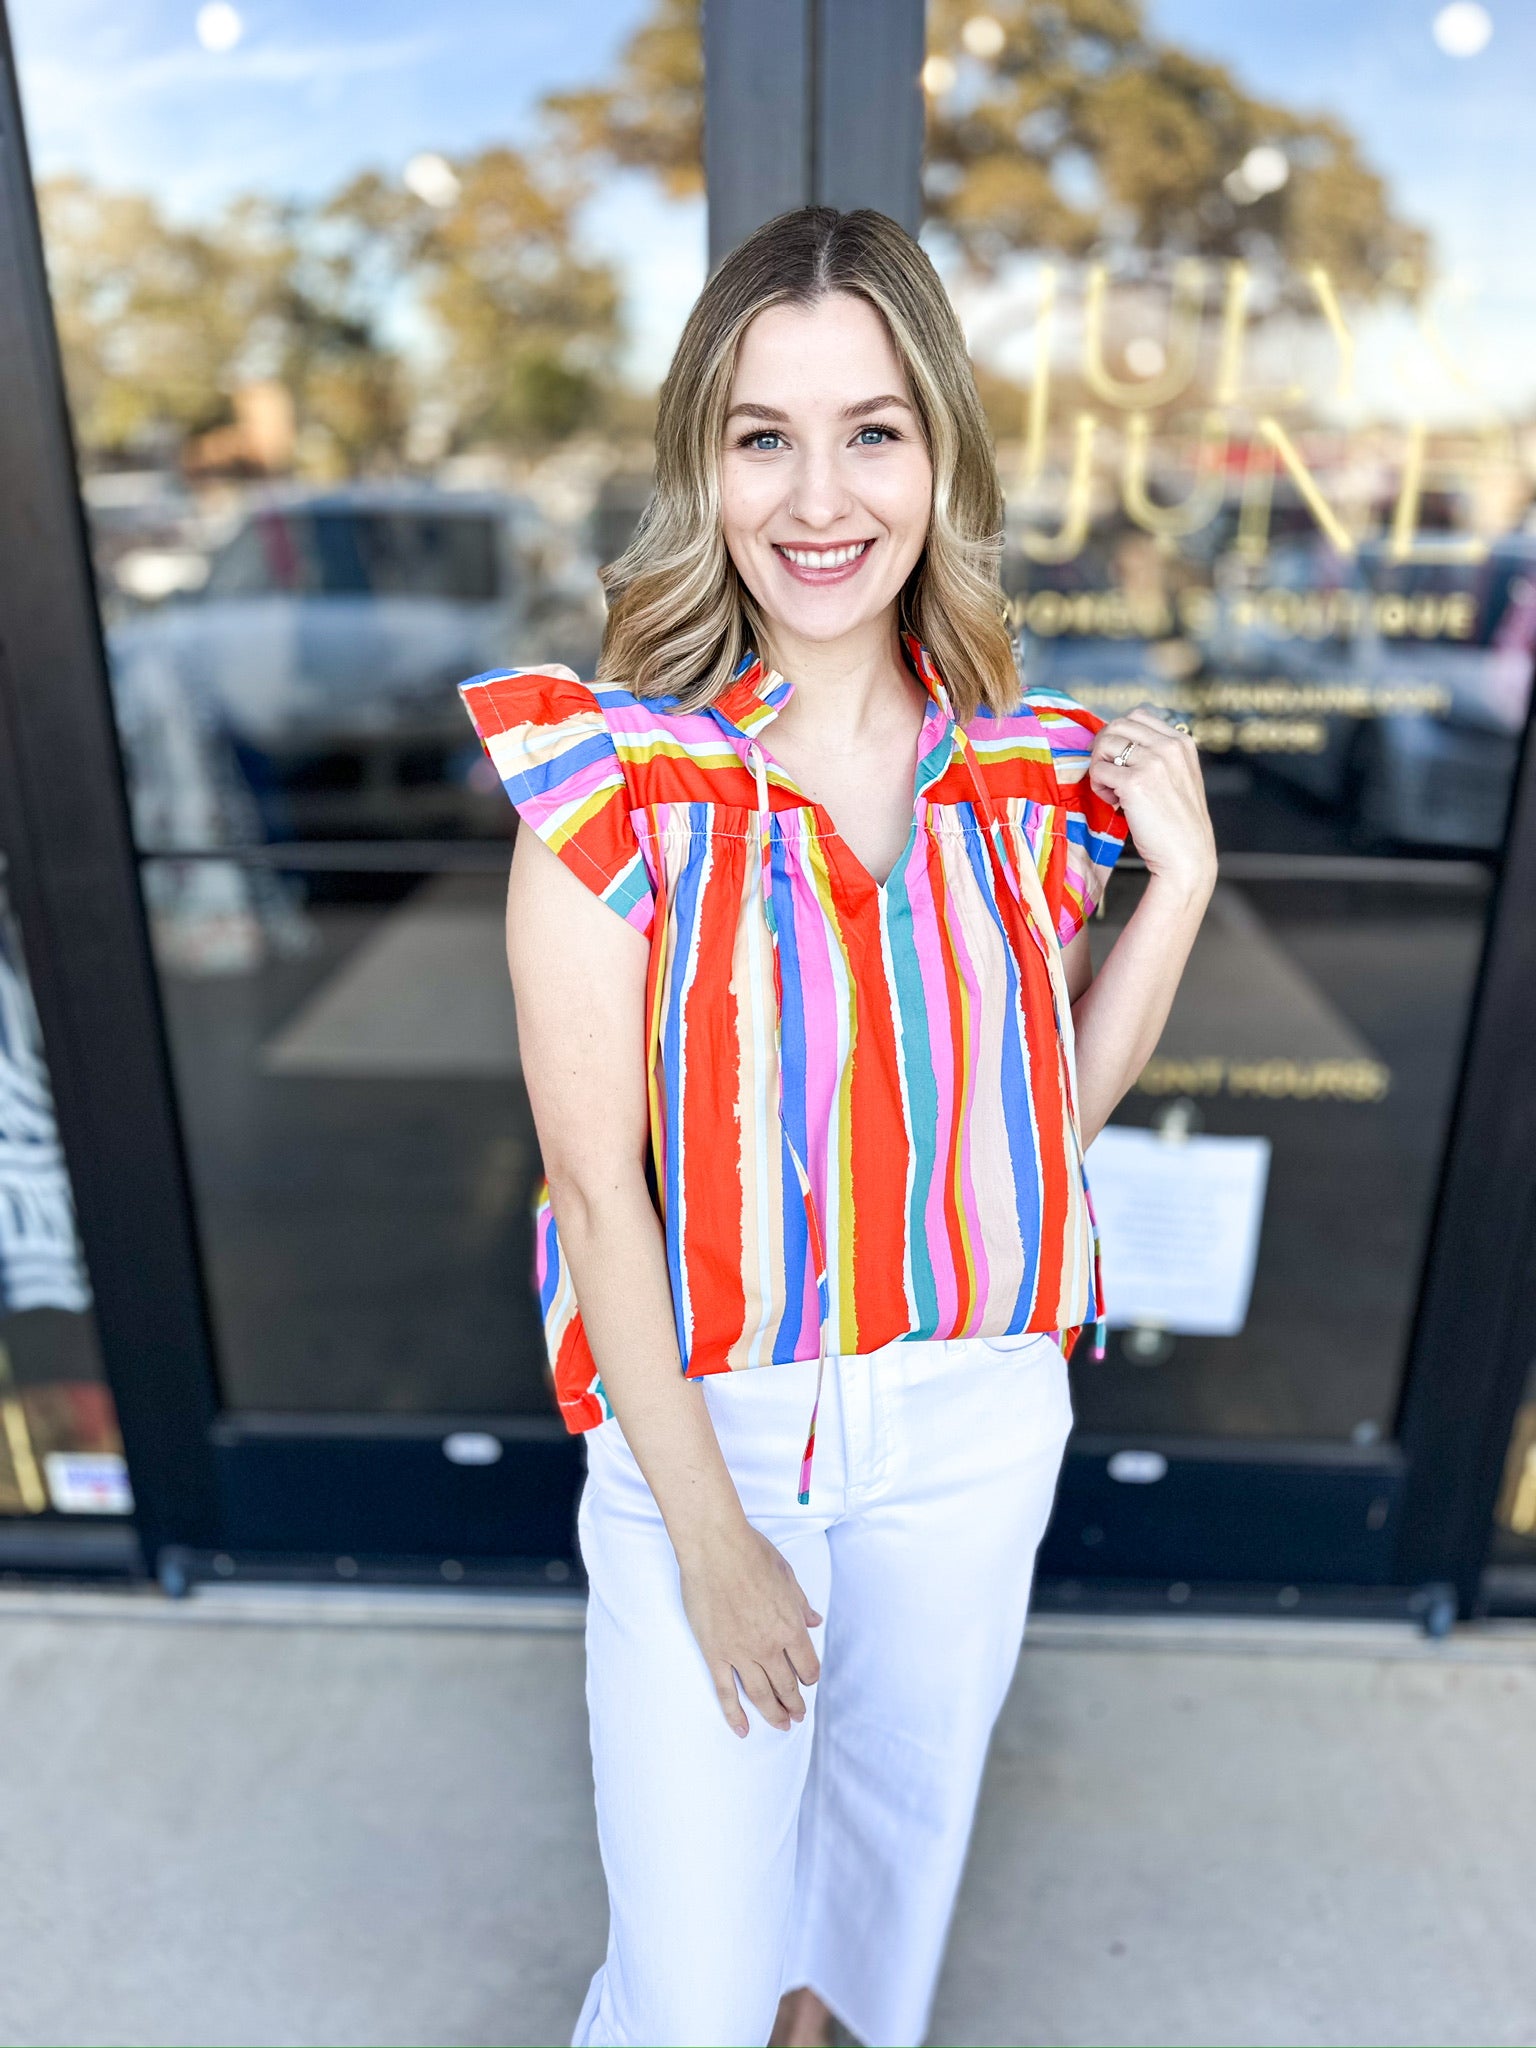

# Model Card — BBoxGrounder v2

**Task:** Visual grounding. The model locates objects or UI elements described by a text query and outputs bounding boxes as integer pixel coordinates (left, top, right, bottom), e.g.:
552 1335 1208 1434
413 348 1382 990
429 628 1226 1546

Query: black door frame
0 0 1530 1615
0 3 218 1577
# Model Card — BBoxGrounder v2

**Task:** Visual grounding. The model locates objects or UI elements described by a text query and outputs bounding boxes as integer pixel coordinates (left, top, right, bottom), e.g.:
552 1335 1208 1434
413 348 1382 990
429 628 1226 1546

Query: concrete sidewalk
2 1587 1533 2047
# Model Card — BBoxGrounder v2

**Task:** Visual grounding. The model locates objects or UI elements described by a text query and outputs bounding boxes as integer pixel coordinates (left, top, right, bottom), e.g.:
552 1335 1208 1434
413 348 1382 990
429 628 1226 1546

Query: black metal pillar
812 0 925 230
0 4 221 1563
705 0 926 264
704 0 813 266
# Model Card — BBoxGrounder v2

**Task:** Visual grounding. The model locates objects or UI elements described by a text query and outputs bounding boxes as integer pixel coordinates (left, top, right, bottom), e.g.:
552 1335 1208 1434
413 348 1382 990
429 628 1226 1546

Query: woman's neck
756 611 921 749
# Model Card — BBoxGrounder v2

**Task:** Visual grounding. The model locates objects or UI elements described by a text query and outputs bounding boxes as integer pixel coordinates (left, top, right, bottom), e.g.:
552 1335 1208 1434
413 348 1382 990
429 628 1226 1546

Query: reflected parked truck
107 485 603 843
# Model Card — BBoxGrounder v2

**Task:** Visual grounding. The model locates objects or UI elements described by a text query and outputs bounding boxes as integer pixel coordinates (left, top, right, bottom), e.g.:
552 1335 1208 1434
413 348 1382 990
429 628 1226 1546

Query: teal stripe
605 858 653 924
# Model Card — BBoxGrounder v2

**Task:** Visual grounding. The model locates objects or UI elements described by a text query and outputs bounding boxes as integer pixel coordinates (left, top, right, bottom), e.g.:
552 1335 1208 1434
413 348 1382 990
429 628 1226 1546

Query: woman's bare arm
505 824 822 1735
1062 707 1218 1147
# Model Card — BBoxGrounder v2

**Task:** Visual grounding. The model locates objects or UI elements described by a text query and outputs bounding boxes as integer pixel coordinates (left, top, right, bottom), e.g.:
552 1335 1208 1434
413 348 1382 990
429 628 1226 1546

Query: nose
786 441 857 531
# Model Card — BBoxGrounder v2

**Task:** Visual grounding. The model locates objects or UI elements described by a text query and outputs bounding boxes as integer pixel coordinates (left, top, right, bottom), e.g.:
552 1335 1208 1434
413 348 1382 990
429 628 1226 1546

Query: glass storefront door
920 0 1536 1600
5 0 705 1570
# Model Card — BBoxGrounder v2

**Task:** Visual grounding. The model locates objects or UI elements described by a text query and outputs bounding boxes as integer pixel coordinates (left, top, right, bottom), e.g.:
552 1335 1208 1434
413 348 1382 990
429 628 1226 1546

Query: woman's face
719 292 934 655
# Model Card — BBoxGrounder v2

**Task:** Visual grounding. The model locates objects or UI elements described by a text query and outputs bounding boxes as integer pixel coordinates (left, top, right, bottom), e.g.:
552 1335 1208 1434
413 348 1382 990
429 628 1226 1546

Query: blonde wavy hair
596 205 1019 722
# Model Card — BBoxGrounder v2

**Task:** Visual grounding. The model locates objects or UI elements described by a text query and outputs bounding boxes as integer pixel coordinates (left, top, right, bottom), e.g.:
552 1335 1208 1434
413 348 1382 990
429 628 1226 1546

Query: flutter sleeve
458 664 655 939
1024 684 1133 946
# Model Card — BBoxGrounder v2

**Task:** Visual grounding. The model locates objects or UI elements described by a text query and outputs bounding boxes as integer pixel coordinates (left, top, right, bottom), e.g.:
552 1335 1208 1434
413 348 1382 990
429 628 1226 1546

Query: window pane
146 861 550 1415
13 0 703 1419
922 0 1534 1441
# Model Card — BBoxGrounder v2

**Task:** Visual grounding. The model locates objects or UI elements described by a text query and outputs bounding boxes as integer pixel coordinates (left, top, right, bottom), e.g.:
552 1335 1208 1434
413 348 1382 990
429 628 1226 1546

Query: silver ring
1113 739 1137 767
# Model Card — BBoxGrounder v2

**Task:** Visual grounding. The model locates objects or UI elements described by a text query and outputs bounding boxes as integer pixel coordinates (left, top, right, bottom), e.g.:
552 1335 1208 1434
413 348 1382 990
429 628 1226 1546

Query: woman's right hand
677 1521 824 1738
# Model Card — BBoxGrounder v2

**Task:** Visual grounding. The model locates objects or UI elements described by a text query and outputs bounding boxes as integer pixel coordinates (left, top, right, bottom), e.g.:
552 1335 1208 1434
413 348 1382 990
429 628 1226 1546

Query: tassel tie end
796 1337 827 1506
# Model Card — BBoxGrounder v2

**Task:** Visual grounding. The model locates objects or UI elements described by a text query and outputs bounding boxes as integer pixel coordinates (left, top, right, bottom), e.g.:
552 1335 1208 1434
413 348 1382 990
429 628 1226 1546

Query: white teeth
778 542 870 569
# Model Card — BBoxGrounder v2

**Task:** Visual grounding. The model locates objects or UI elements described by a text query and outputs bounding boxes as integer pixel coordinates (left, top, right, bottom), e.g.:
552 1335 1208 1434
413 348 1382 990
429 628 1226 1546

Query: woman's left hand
1089 704 1217 902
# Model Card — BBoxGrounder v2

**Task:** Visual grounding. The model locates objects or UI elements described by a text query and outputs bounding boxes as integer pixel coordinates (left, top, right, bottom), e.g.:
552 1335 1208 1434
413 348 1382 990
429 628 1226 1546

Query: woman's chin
755 587 903 651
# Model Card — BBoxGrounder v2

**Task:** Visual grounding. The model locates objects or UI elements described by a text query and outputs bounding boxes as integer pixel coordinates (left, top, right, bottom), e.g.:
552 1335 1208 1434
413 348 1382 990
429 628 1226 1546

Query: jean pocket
969 1328 1059 1359
967 1331 1074 1429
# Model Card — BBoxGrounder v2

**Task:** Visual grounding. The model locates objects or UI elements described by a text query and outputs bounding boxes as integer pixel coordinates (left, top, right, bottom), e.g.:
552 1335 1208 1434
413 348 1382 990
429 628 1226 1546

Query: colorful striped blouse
459 634 1131 1501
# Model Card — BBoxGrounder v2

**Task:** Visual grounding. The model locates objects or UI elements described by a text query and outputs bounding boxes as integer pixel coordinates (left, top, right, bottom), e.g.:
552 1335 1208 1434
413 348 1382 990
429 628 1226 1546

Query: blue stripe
534 1191 560 1322
661 822 709 1365
501 729 617 801
768 819 813 1359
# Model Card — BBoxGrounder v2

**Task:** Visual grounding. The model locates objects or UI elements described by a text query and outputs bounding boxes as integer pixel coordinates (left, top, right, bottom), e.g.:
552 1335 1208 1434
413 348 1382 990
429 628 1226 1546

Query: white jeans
570 1329 1074 2048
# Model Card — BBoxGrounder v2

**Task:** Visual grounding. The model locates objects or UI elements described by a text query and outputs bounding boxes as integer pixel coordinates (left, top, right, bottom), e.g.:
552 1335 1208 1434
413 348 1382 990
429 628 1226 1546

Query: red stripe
844 882 911 1345
929 753 1057 805
927 842 976 1328
676 836 748 1368
553 1324 607 1431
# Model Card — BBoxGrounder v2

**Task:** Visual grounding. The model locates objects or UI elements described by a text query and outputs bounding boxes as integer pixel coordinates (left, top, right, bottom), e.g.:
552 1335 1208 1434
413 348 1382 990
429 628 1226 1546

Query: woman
460 207 1215 2048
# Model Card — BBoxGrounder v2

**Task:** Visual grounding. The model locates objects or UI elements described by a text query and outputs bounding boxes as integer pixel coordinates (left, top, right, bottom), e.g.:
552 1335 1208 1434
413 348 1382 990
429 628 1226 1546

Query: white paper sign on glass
1083 1125 1273 1337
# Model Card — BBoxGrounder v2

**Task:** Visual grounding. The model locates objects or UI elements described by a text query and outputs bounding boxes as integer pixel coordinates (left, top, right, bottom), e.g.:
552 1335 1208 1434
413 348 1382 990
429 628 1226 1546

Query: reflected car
106 486 600 842
1197 537 1536 853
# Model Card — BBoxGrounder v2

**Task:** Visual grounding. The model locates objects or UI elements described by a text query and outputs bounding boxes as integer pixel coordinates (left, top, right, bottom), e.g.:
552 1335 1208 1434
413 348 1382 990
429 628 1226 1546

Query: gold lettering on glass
1306 266 1357 406
1123 411 1228 542
1022 266 1058 487
1083 259 1205 411
1016 412 1099 564
1214 261 1250 408
1256 417 1357 556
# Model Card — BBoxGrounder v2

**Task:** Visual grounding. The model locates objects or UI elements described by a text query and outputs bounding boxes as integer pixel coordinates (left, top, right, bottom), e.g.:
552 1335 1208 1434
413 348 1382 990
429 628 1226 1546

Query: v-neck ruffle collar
711 631 951 737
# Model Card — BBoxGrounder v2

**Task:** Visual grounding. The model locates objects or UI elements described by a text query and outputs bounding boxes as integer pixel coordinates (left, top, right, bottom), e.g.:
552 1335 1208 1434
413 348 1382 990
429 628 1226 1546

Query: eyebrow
843 394 914 419
724 394 916 424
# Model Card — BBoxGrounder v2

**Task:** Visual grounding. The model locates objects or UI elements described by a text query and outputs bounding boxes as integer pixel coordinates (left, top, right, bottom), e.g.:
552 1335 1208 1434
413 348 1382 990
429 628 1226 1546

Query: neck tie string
747 738 830 1504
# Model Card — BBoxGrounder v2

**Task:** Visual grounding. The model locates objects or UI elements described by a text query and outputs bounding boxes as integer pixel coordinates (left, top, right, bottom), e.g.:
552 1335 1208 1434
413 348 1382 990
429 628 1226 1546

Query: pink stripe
942 837 993 1329
510 751 617 825
900 829 962 1331
786 823 843 1349
600 702 724 747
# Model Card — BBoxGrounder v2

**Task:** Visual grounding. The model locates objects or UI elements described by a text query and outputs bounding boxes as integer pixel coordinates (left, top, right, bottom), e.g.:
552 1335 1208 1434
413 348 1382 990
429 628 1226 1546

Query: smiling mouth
771 539 875 581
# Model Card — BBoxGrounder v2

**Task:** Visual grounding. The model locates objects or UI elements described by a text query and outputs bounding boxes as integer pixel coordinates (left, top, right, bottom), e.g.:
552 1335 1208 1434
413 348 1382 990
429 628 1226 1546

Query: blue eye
738 430 784 452
855 424 898 446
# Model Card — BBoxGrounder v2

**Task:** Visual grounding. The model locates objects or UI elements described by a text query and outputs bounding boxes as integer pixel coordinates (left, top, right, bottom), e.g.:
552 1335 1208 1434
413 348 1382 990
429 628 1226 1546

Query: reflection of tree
543 0 702 200
543 0 1433 361
41 177 301 453
526 0 1426 307
924 0 1427 300
37 0 1430 473
320 153 621 451
40 143 620 469
516 0 1446 578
